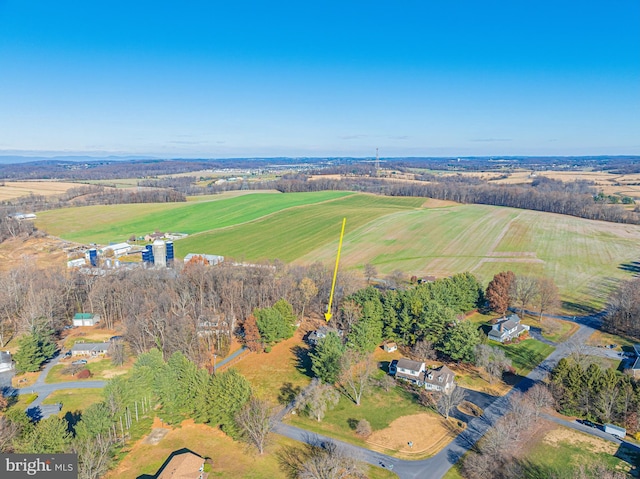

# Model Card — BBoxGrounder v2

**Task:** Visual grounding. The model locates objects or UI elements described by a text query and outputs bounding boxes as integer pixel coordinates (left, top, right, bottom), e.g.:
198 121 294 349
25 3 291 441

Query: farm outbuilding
72 313 100 327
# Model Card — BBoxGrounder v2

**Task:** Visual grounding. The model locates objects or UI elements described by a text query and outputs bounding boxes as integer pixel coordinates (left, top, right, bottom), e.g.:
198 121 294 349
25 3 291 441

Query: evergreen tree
255 301 295 346
13 331 56 373
437 320 480 362
206 369 252 438
310 332 345 384
16 416 70 454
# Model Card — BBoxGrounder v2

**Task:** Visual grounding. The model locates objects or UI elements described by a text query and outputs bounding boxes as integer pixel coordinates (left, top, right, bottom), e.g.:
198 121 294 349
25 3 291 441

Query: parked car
71 359 87 366
63 351 72 358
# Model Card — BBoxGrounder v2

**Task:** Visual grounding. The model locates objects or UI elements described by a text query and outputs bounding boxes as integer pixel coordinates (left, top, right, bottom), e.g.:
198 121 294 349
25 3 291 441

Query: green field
35 191 640 310
36 191 354 244
491 339 556 376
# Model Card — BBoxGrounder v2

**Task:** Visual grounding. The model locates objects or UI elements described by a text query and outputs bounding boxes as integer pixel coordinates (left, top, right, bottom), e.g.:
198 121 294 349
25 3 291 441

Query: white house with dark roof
307 326 343 346
630 345 640 379
488 314 530 343
423 365 456 392
392 358 426 386
70 342 110 357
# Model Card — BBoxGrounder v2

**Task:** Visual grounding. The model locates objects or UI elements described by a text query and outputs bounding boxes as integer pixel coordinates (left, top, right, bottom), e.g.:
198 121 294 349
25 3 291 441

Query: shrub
355 419 372 437
76 369 92 379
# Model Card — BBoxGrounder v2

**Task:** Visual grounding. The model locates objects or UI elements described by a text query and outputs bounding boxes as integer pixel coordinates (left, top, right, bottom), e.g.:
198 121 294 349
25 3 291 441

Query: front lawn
46 358 131 383
287 379 431 452
491 339 555 376
41 389 104 415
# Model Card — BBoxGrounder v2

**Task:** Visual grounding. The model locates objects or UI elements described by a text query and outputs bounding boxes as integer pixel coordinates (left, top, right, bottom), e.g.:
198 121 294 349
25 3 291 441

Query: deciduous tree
295 378 340 422
235 397 276 454
339 351 374 406
485 271 515 315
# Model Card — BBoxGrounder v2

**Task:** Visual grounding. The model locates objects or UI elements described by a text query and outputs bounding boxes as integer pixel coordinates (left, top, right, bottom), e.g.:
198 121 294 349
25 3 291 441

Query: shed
157 452 205 479
383 342 398 353
73 313 100 327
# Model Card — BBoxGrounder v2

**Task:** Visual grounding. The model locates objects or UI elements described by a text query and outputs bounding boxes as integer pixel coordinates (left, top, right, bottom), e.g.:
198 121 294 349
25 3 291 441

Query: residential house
70 342 110 357
423 365 456 392
72 313 100 327
307 327 343 346
0 351 14 372
392 358 426 386
488 314 530 343
157 452 205 479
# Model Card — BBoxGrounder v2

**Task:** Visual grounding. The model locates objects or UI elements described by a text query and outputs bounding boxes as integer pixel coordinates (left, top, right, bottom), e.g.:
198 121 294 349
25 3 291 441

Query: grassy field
41 388 103 415
0 181 81 201
35 191 640 310
46 358 130 383
35 191 354 244
491 339 556 376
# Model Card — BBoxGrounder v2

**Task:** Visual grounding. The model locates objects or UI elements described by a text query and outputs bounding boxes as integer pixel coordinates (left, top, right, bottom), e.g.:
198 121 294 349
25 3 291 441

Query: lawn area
105 419 393 479
233 332 312 404
5 393 38 412
537 317 579 343
41 388 103 415
286 379 435 455
46 358 130 383
491 339 556 376
587 330 635 351
524 424 638 477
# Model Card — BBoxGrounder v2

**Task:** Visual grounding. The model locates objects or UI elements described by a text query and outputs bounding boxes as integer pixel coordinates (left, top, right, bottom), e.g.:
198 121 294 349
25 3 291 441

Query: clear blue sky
0 1 638 158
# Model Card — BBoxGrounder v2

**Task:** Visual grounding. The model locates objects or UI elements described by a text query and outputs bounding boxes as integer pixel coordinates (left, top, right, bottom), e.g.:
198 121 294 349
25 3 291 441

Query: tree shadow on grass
291 345 313 378
279 382 302 405
64 410 82 435
619 261 640 276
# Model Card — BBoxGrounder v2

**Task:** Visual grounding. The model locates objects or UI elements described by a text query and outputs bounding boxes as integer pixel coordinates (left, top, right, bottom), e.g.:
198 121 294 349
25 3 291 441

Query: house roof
157 452 204 479
70 342 109 352
634 344 640 356
396 358 424 372
0 351 11 364
74 313 95 320
424 365 455 386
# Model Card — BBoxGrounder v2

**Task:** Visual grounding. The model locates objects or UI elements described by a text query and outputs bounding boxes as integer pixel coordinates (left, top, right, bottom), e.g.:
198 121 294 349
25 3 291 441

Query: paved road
274 311 623 479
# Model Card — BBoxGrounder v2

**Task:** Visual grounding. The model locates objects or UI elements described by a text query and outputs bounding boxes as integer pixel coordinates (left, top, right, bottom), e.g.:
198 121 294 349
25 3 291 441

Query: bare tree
355 419 371 437
510 275 539 316
298 278 318 321
339 351 374 406
0 416 20 453
536 277 560 321
235 397 276 454
363 264 377 284
412 340 437 362
295 379 340 422
75 433 114 479
437 383 466 419
338 300 361 334
475 344 512 383
278 440 365 479
523 383 554 416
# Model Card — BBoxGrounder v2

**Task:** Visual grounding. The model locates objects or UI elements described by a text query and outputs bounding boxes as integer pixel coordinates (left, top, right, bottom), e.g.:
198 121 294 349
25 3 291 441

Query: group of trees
485 271 560 319
550 358 640 432
335 273 484 362
0 261 362 368
0 215 38 244
603 277 640 340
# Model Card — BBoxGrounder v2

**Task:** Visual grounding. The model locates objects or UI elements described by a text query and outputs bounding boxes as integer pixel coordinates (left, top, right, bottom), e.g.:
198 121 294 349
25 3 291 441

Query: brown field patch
0 181 81 201
542 427 617 455
0 237 76 271
421 198 460 208
365 413 460 458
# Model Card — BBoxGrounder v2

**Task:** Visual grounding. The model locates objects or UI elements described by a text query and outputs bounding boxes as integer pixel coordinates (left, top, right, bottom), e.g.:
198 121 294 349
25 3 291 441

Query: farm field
35 191 640 310
0 180 81 200
35 191 354 244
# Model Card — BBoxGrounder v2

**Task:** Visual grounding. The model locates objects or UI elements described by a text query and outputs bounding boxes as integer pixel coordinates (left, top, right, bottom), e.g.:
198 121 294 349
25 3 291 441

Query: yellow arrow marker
325 217 346 321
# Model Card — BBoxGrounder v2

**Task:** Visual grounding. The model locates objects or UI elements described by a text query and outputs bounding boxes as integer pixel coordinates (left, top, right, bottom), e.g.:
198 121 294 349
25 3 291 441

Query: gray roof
396 358 424 372
70 342 109 352
0 351 11 364
424 365 455 387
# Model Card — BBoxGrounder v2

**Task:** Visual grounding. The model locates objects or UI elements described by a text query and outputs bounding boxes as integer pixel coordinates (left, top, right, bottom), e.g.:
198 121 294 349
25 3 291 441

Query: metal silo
165 241 174 266
153 240 167 267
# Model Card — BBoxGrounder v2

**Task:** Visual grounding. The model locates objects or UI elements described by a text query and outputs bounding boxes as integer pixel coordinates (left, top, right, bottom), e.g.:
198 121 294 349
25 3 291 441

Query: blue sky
0 1 638 158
